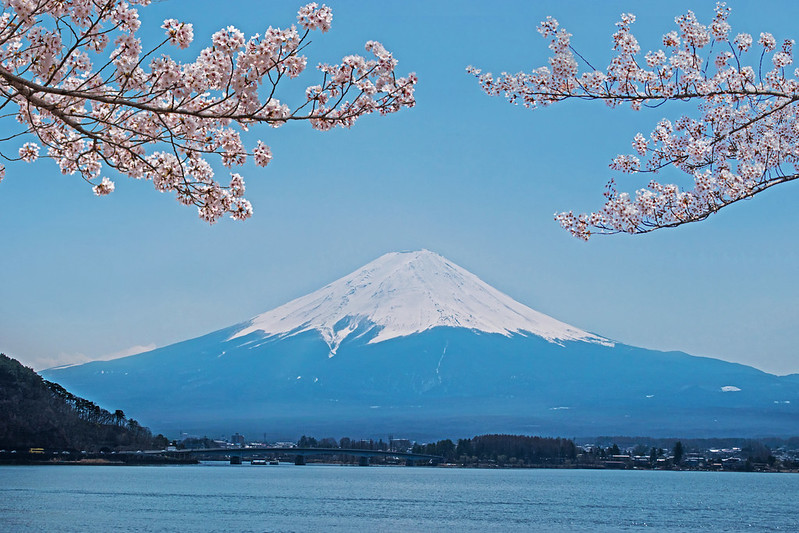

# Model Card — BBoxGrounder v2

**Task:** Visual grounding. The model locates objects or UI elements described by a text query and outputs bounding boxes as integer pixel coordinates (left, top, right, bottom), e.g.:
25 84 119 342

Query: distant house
684 453 706 467
605 455 632 469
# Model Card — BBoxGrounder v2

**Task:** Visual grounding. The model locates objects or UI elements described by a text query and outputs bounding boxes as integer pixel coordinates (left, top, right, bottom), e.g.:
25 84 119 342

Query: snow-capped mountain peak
231 250 611 355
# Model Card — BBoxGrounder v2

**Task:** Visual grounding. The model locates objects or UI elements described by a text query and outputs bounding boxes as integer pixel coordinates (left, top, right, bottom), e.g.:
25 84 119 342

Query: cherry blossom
0 1 416 223
18 142 39 162
470 3 798 240
92 176 115 196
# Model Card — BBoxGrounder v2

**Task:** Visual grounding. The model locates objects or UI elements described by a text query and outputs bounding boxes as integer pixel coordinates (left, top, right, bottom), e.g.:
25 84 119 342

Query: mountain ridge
230 249 610 357
41 250 799 439
0 353 164 450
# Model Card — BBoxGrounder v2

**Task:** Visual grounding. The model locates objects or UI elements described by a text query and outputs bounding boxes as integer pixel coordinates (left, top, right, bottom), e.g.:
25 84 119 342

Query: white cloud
103 343 157 360
35 343 156 371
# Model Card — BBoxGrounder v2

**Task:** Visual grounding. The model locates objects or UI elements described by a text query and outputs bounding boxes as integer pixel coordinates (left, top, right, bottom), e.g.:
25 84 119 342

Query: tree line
290 433 578 466
0 353 167 451
413 434 577 465
297 435 392 451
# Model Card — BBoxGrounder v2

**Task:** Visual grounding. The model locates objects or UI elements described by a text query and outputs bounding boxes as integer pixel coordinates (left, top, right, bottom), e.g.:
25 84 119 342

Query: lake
1 463 798 532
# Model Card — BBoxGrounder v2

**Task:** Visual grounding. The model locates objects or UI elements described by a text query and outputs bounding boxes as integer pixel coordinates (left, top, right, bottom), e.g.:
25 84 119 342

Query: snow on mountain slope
231 250 612 355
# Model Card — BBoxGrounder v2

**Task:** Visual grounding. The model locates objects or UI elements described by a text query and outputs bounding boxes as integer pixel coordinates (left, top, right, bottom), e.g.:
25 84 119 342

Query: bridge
162 447 444 466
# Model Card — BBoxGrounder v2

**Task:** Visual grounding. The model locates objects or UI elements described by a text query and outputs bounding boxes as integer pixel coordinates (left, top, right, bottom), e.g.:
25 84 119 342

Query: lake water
1 463 798 532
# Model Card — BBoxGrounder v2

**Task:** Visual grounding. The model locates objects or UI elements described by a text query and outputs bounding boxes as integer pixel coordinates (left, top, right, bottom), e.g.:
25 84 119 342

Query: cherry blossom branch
0 1 417 222
470 3 798 239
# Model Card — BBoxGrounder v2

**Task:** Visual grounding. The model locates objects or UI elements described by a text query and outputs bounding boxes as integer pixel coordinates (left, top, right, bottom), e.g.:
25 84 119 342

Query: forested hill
0 353 165 451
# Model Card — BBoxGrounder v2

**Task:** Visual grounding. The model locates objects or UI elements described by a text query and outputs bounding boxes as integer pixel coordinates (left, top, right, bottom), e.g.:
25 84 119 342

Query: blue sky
1 0 797 374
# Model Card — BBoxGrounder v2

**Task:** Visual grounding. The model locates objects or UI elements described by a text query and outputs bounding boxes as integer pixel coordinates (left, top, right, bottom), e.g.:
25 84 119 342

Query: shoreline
2 457 796 473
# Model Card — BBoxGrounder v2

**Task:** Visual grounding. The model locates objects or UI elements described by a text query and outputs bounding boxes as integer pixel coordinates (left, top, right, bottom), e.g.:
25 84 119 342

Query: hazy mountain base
42 326 799 440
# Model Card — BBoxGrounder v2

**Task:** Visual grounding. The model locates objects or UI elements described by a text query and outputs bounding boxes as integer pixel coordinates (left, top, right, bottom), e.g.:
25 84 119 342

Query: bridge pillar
358 456 369 467
230 456 242 465
294 455 306 465
405 459 415 466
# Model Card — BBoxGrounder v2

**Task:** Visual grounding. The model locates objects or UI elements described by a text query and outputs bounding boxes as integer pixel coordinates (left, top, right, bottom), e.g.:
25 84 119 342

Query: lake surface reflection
1 463 798 532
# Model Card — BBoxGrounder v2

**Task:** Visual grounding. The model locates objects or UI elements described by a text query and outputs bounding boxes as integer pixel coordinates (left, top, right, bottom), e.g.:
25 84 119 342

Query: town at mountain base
42 251 799 439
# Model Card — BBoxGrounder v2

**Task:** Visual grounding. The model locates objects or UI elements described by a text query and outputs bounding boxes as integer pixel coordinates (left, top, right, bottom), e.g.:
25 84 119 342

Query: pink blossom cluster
470 3 799 239
306 40 417 131
297 3 332 33
0 1 416 222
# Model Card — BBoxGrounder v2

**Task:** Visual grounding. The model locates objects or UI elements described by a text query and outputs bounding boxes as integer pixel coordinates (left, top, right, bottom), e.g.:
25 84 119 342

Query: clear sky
1 0 797 375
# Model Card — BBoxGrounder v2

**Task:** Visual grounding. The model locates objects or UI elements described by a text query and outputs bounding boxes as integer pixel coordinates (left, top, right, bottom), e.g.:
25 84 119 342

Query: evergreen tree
673 441 684 466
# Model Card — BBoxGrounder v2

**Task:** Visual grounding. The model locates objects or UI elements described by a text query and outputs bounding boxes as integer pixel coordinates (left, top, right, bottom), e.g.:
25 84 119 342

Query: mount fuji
42 250 799 439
